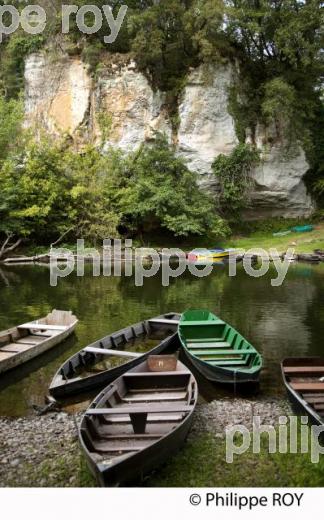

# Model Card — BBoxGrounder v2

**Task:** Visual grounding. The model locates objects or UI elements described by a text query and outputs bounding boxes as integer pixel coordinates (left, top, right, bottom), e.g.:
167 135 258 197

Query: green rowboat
178 310 262 384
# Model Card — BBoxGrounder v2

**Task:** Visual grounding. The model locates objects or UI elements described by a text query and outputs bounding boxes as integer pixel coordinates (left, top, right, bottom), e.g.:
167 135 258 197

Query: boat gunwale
49 313 181 395
178 310 262 375
79 358 198 485
0 310 78 374
281 357 324 425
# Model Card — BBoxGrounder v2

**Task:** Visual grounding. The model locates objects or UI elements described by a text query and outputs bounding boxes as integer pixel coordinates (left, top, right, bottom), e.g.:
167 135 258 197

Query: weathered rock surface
245 125 313 218
24 52 314 217
24 53 91 137
177 63 238 190
93 62 171 151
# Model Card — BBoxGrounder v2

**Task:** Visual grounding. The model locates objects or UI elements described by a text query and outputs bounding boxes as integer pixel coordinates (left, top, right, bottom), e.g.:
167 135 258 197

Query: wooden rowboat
49 313 180 398
79 355 197 486
282 357 324 430
0 310 78 374
178 309 262 384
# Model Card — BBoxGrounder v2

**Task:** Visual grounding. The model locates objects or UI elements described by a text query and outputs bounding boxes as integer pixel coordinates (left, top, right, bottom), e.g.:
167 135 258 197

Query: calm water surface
0 262 324 416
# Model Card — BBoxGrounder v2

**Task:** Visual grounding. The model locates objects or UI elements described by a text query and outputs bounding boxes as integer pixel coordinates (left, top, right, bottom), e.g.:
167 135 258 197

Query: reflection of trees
0 267 21 287
218 263 323 396
1 262 324 414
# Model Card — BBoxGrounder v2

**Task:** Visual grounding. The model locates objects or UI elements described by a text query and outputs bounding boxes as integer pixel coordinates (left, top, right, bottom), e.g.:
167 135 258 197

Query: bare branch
0 234 12 255
0 235 22 260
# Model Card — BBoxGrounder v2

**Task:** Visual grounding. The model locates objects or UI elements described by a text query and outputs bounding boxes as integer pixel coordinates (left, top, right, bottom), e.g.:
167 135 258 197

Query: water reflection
0 262 323 416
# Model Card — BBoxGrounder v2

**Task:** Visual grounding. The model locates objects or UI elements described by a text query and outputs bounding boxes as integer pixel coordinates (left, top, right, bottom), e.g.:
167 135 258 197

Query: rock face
24 52 314 217
24 53 91 137
247 144 313 218
177 64 238 190
93 62 171 151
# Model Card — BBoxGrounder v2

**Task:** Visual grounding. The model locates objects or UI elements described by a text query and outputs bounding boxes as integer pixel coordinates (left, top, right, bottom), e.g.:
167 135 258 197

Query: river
0 261 323 416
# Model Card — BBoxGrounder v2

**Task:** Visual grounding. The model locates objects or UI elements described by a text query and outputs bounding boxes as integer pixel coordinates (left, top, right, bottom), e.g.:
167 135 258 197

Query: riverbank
2 396 321 488
227 222 324 255
2 222 324 265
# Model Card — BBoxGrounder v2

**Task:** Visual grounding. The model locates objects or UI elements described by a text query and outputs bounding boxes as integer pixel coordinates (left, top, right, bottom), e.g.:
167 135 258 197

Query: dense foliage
0 0 323 252
212 144 260 220
0 100 227 250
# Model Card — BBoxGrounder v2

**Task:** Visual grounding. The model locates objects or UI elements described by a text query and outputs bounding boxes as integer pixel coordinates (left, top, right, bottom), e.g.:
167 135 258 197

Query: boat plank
0 343 32 352
86 404 192 415
291 382 324 391
0 351 15 361
189 348 253 356
79 356 197 486
284 366 324 374
17 336 46 344
0 310 77 374
123 394 187 402
18 323 67 331
148 319 179 325
187 342 231 349
83 347 141 358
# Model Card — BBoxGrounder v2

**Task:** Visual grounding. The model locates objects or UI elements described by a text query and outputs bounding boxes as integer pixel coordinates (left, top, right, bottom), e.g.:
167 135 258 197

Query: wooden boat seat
86 405 192 415
103 414 185 424
83 346 141 358
86 404 191 434
127 386 186 394
180 320 224 326
203 359 248 365
18 323 67 331
123 371 189 378
123 390 187 402
187 338 225 343
313 403 324 411
17 336 46 345
284 366 324 374
93 445 143 453
187 342 231 349
304 397 324 404
291 382 324 391
0 343 32 353
148 319 179 325
189 349 253 356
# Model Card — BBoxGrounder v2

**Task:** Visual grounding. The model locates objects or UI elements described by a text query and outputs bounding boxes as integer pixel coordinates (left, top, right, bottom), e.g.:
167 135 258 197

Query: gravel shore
0 398 291 487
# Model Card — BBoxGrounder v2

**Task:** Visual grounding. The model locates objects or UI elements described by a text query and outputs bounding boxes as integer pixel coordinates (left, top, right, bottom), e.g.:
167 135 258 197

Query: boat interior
58 314 180 382
0 310 76 363
180 317 260 370
80 357 196 465
283 358 324 418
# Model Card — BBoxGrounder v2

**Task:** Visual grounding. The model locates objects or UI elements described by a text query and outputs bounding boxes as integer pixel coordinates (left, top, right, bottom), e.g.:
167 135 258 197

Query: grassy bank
226 223 324 254
146 432 324 487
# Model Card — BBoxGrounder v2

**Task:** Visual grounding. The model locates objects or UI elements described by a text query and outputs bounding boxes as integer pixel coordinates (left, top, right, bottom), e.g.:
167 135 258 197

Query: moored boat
187 248 236 263
49 313 180 398
178 309 262 384
0 310 78 374
282 357 324 431
79 355 198 486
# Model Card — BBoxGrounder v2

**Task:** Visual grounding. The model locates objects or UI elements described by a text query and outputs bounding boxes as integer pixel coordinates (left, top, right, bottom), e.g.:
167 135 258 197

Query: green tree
0 94 23 164
212 144 260 220
116 135 229 238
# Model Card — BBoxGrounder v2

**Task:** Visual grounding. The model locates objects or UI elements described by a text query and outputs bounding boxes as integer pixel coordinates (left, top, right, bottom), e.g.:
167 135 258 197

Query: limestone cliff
24 52 314 218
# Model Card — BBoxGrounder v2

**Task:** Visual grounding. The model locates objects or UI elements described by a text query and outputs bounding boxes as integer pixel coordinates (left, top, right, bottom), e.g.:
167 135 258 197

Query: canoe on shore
0 310 78 374
79 355 198 486
178 309 262 385
282 357 324 432
49 313 181 398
